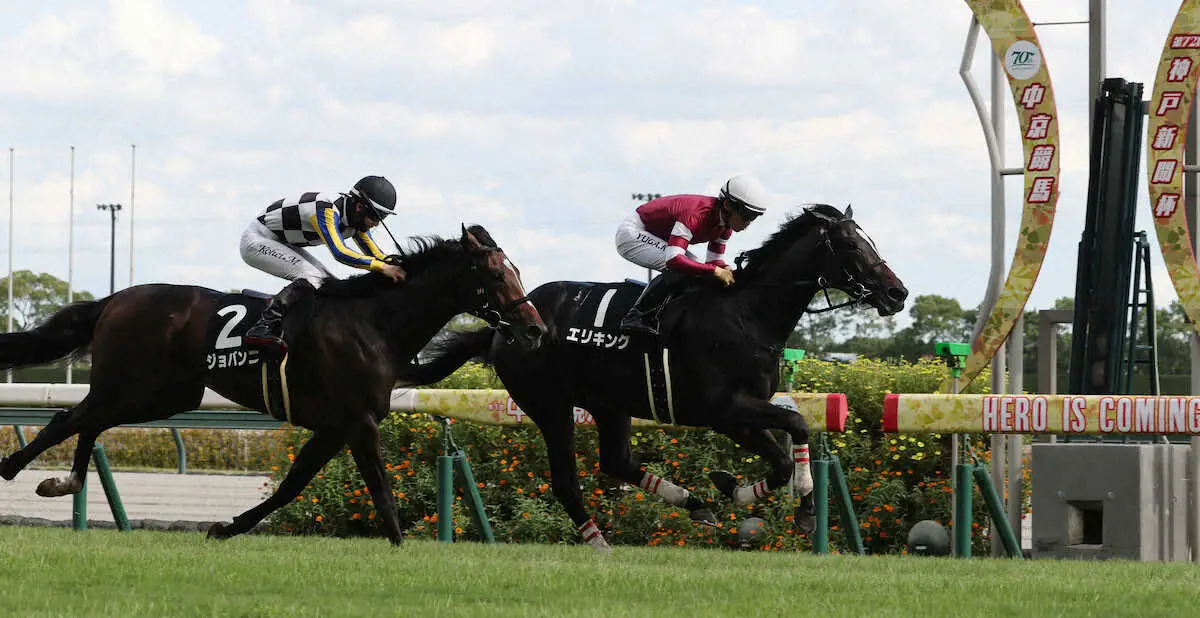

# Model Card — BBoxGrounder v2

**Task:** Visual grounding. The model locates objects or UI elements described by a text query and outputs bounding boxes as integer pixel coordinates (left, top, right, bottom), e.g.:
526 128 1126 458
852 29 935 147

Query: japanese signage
950 0 1061 391
1148 1 1200 335
393 389 848 432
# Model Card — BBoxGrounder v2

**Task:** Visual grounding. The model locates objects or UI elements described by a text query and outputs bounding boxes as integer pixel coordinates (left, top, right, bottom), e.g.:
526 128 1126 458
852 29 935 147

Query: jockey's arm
664 222 717 276
312 209 387 273
705 227 732 268
353 231 389 260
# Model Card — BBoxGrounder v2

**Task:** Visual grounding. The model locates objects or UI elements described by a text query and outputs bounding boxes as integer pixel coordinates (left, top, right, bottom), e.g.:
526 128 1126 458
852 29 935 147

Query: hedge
263 358 1011 554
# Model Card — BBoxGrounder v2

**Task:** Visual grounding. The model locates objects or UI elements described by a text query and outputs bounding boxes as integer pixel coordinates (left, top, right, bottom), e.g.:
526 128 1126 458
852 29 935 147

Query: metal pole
1186 91 1200 563
129 144 135 287
812 457 829 554
7 147 13 384
67 146 74 384
1088 0 1106 143
988 52 1009 558
110 209 116 294
97 204 122 295
1006 315 1024 553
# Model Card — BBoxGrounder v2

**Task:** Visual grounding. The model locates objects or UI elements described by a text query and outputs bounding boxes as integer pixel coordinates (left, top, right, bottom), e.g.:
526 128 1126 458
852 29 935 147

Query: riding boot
243 279 317 355
619 271 687 337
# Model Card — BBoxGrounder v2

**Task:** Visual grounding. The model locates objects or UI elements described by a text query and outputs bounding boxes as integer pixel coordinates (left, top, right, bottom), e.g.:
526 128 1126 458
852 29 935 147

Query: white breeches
614 212 698 272
239 221 332 288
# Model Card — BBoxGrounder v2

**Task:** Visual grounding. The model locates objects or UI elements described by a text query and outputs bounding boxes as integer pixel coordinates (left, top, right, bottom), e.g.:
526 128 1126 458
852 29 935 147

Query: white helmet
720 175 769 215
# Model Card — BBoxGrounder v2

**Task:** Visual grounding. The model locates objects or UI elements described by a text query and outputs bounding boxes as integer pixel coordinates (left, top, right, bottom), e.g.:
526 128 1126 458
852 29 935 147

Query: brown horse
0 225 545 544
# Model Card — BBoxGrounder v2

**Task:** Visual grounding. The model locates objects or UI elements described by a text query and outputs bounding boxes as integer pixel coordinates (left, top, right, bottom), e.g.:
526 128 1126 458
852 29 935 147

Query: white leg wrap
792 444 814 496
732 480 770 506
580 520 611 552
639 472 689 507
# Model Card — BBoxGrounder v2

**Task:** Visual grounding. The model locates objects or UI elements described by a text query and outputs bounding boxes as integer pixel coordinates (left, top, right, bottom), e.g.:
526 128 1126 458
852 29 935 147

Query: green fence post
811 457 829 554
11 425 26 448
972 464 1023 558
171 429 187 474
92 445 130 532
953 463 973 557
73 480 87 531
453 452 495 544
829 454 865 555
436 454 454 542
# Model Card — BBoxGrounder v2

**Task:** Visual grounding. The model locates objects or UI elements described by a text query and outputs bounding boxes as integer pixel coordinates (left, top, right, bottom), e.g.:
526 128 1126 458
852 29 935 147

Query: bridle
733 219 890 314
463 247 534 336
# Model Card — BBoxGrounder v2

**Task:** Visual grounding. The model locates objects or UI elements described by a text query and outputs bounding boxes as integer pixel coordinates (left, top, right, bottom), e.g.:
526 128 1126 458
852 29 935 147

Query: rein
732 225 879 314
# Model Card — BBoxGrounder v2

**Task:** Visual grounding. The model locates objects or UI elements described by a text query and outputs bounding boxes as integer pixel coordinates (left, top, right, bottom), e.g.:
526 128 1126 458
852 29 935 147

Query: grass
0 527 1197 617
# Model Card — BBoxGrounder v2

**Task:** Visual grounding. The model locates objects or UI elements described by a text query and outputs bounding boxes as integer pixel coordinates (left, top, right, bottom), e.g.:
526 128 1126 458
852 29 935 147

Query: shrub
265 359 1017 554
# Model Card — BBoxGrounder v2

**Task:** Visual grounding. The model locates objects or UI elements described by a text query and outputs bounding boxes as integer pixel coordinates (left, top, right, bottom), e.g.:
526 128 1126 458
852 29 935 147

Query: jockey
615 175 769 336
240 175 407 354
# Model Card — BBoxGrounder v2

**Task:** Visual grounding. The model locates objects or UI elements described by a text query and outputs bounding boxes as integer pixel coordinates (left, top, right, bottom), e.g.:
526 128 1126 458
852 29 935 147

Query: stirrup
244 331 288 357
619 314 659 337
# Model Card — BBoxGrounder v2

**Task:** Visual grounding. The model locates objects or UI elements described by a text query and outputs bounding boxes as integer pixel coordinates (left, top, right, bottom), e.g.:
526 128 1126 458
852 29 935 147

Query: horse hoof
206 523 232 540
794 503 816 534
0 458 16 481
689 509 718 527
709 470 737 500
35 477 78 497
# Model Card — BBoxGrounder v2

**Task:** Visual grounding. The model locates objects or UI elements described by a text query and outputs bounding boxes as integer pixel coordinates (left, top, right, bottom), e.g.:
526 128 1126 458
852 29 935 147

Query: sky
0 0 1192 324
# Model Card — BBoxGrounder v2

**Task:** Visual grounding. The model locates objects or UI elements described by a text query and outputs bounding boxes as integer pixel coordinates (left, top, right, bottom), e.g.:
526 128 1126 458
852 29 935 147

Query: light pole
97 203 122 295
630 193 662 283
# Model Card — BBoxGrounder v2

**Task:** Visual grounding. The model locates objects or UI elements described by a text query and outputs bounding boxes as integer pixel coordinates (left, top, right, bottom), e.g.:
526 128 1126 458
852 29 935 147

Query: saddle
560 279 697 349
205 292 291 421
559 280 698 425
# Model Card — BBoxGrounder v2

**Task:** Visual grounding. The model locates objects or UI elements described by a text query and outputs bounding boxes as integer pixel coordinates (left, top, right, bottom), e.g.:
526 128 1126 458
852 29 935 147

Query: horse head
457 224 546 351
802 204 907 316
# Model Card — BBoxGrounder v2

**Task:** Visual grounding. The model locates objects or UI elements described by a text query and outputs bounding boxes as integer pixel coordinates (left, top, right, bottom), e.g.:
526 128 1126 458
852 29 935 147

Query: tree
1155 300 1191 375
908 295 973 343
0 270 95 332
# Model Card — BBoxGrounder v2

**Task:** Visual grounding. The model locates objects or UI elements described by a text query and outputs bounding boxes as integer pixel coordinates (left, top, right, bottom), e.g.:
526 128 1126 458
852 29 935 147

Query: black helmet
350 176 397 217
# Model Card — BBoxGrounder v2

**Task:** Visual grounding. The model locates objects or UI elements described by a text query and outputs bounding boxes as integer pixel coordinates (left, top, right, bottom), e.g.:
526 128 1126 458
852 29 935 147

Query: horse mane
314 223 496 299
316 236 463 299
735 204 845 280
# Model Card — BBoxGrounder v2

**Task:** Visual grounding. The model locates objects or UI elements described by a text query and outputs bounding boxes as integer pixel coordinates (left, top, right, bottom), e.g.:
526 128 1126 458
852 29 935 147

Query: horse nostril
888 287 908 303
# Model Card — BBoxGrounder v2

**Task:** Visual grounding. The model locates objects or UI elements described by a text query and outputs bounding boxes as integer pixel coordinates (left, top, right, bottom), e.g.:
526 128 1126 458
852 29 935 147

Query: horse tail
0 298 112 371
399 327 497 385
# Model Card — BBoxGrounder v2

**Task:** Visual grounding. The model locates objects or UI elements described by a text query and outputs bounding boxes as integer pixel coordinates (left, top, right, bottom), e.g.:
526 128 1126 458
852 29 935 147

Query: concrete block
1031 442 1190 561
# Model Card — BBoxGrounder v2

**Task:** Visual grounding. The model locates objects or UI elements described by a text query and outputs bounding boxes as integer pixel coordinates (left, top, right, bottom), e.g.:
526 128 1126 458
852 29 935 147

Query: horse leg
708 427 792 505
345 417 403 546
208 429 345 541
528 408 609 552
709 427 816 532
0 407 83 480
709 393 813 492
35 427 103 497
593 412 715 526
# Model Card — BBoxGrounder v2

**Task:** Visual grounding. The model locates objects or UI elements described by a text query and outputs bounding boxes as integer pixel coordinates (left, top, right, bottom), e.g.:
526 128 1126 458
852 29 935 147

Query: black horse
0 225 545 545
402 205 906 550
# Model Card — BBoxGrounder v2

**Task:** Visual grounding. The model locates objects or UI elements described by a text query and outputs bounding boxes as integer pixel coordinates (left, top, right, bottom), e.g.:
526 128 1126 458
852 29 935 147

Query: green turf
0 527 1196 617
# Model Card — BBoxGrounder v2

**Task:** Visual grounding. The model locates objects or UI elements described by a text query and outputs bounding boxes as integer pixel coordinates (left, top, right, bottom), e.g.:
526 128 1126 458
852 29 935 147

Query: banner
1148 0 1200 334
0 384 848 432
951 0 1061 391
885 393 1200 435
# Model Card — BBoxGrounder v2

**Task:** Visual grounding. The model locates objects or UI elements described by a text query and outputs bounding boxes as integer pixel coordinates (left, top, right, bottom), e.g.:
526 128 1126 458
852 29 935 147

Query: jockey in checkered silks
239 175 407 354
